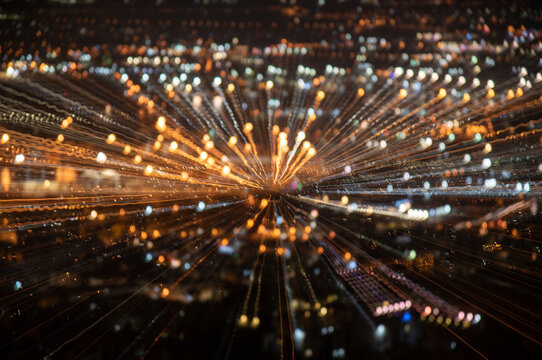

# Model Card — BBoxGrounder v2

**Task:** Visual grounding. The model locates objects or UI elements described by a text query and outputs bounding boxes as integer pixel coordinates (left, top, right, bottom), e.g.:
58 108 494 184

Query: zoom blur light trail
1 2 542 359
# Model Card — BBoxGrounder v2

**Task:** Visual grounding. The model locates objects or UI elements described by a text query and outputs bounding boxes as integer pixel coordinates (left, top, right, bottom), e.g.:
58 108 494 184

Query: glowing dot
197 201 205 212
316 90 325 100
144 165 153 175
57 134 64 142
399 89 408 98
14 154 25 164
204 141 214 150
222 166 230 175
484 143 492 153
239 314 248 326
438 88 447 98
169 141 178 151
341 196 349 205
423 306 431 316
106 133 116 144
89 210 98 220
162 288 170 297
96 152 107 164
134 155 142 164
156 116 166 132
375 324 386 339
145 205 152 215
123 145 132 154
228 136 237 146
1 133 9 144
320 307 328 316
14 281 22 291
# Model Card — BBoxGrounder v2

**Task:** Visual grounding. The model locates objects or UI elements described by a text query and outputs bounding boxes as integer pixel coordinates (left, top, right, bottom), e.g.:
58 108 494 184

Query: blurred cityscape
1 1 542 359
